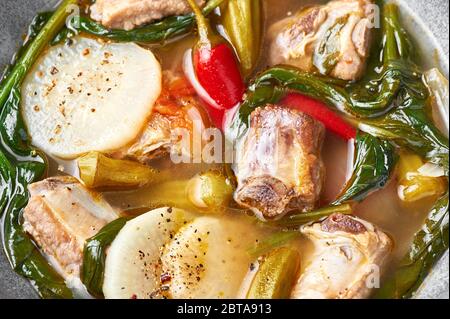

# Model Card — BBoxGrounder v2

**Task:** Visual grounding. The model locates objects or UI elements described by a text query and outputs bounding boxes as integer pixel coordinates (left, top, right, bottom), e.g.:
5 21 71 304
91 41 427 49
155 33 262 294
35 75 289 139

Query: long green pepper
229 3 448 299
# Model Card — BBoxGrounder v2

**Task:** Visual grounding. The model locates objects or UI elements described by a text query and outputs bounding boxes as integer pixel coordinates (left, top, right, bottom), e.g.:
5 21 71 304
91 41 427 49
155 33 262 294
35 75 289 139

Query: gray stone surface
0 0 448 299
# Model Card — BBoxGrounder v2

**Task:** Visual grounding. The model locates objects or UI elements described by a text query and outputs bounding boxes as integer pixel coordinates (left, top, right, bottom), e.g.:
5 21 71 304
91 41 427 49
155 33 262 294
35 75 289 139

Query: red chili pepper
187 0 245 128
281 93 357 140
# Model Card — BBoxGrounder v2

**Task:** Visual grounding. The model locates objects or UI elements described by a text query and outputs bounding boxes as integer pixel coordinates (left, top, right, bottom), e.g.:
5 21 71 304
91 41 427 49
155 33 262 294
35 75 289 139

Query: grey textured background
0 0 449 299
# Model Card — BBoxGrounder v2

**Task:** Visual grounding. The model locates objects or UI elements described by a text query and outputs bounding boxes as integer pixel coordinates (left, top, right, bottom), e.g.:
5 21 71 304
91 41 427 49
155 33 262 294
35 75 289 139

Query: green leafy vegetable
375 193 449 299
229 5 448 174
81 218 128 298
334 134 397 204
55 0 224 44
0 0 78 299
228 3 448 299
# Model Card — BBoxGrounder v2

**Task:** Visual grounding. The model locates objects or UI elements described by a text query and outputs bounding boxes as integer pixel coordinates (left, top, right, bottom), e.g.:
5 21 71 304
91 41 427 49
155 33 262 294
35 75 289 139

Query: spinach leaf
228 3 448 299
54 0 224 44
334 133 397 204
375 193 449 299
0 86 71 299
0 0 78 299
81 218 128 298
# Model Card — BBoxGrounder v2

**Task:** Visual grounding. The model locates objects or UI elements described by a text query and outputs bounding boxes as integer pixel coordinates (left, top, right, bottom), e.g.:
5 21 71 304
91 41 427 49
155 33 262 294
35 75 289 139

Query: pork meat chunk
23 176 119 277
269 0 374 81
112 73 204 164
91 0 205 31
234 105 325 219
291 214 393 299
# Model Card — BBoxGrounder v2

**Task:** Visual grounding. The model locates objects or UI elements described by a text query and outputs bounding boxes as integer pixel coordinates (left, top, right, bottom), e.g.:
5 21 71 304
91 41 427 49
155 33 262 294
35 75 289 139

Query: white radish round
103 208 194 299
161 216 254 299
21 36 162 159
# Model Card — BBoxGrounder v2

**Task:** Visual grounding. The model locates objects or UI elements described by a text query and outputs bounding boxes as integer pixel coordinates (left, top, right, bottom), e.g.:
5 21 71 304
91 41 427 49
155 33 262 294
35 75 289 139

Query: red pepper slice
186 0 245 128
281 93 357 140
194 44 245 110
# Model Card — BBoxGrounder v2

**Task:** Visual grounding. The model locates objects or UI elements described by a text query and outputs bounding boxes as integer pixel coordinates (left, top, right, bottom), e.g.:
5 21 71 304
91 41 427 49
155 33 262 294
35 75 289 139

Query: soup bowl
0 0 448 299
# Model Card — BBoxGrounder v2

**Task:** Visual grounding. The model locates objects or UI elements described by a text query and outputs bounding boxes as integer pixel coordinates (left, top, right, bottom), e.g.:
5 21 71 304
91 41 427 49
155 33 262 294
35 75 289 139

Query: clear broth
147 0 436 266
45 0 440 296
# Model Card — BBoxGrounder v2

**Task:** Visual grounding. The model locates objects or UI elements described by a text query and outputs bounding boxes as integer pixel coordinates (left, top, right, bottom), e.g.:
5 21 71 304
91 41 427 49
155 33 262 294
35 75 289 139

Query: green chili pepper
229 5 448 173
222 0 263 77
228 3 449 299
247 247 300 299
78 152 161 190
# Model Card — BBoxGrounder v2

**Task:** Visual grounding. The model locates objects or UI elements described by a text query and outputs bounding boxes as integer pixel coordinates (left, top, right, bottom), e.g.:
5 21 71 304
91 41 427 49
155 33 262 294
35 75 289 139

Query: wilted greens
0 0 78 299
229 5 448 173
334 134 397 204
228 3 449 299
82 218 128 298
375 193 449 299
0 0 448 301
55 0 224 44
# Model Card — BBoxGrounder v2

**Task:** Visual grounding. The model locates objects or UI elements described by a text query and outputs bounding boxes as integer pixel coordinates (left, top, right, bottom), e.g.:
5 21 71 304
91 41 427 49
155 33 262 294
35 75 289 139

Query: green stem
0 0 77 106
276 204 353 227
186 0 211 43
247 231 299 258
1 0 78 299
383 4 399 63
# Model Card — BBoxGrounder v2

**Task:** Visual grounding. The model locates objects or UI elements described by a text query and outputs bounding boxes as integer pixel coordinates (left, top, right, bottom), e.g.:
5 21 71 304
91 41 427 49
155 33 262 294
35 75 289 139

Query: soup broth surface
44 0 441 296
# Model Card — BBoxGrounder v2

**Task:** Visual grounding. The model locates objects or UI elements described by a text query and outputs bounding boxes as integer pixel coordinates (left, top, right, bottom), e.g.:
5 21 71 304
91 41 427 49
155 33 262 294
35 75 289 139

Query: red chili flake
160 273 172 284
130 294 137 299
